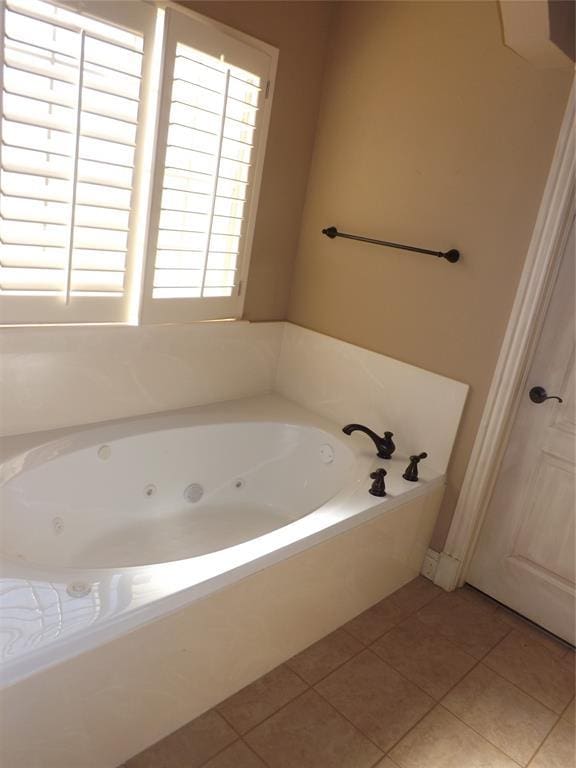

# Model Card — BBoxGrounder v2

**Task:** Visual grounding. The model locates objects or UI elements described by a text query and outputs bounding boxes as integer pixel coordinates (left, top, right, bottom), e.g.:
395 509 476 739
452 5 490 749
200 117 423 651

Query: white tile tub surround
0 321 283 437
276 324 469 475
0 321 468 464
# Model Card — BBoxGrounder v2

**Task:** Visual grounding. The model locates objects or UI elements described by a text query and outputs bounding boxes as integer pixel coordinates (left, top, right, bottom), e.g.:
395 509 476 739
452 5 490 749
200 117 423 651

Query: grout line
216 708 244 737
341 579 445 647
286 638 368 688
463 584 576 653
439 684 546 767
289 580 445 677
367 752 389 768
434 703 525 767
475 660 565 717
240 688 312 739
348 628 479 758
559 695 575 719
525 716 566 768
215 664 312 737
346 608 541 758
194 736 243 768
371 641 483 705
311 681 387 757
340 623 370 647
215 700 248 737
317 597 567 768
366 606 515 705
435 659 564 767
308 645 456 757
418 624 571 766
523 715 561 767
216 701 259 737
375 697 438 757
239 686 382 763
285 662 318 686
239 737 274 768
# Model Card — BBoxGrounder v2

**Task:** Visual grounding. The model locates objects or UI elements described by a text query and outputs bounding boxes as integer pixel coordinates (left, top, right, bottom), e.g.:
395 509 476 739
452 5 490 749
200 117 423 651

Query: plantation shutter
141 8 273 323
0 0 155 323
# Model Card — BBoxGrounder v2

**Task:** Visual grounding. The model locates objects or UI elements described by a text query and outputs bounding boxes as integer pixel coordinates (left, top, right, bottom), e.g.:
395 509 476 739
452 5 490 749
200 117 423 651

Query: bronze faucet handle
402 452 428 482
369 468 387 497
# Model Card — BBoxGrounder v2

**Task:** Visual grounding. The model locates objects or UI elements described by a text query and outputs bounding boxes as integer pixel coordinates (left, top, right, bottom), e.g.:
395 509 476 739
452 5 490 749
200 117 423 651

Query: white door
467 218 575 644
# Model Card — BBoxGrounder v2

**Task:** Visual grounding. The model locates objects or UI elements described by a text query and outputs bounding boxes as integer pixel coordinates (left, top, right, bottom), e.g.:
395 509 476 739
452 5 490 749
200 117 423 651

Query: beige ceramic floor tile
125 709 236 768
344 578 442 646
343 595 406 645
387 577 443 615
491 603 574 661
443 663 558 765
316 649 434 752
529 719 576 768
286 627 363 684
371 615 477 699
484 629 575 713
495 614 575 660
245 689 383 768
562 698 575 724
202 740 267 768
374 759 401 767
217 664 307 734
458 585 499 607
416 590 511 659
389 706 519 768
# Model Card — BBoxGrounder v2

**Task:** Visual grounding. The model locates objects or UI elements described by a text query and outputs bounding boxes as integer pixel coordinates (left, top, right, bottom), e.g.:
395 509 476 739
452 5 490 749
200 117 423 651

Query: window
0 0 277 324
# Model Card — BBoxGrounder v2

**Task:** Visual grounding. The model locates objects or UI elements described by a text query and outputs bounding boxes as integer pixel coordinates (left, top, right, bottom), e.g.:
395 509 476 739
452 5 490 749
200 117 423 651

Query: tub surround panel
0 322 283 437
276 323 468 475
0 485 443 768
0 323 468 461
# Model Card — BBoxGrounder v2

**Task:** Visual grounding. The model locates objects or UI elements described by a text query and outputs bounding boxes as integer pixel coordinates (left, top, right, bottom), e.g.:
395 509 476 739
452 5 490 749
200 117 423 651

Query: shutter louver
0 0 144 303
151 41 262 301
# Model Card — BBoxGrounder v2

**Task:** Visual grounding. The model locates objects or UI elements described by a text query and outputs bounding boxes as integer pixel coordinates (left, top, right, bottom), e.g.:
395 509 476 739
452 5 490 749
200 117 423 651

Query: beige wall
287 1 572 549
180 1 336 320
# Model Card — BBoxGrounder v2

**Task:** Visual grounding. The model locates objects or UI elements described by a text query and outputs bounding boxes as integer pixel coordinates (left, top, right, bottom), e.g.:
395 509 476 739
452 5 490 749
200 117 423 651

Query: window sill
0 318 249 331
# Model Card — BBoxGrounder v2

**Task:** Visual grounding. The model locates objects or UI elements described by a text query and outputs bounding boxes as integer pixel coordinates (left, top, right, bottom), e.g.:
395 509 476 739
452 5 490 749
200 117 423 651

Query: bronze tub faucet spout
342 424 395 459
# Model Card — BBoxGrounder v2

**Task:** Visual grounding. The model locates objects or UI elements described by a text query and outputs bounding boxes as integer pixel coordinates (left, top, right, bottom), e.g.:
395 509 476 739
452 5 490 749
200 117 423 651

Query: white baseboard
421 548 440 581
433 551 462 591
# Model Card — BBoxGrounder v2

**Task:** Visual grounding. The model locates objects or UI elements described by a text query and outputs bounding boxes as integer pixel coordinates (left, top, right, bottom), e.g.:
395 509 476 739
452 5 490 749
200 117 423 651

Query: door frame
435 82 575 591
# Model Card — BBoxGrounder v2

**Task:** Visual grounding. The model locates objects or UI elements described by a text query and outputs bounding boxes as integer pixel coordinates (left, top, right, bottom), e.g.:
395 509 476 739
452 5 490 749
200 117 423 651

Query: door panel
513 456 574 580
467 220 575 643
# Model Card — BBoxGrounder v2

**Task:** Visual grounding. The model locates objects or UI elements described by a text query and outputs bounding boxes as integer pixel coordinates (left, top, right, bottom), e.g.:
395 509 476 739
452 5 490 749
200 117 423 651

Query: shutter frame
140 6 277 324
0 0 156 324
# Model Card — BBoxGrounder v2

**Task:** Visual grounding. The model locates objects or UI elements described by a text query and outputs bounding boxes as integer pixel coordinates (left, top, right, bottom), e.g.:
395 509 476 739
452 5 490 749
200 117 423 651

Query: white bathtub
0 393 445 766
2 419 358 571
